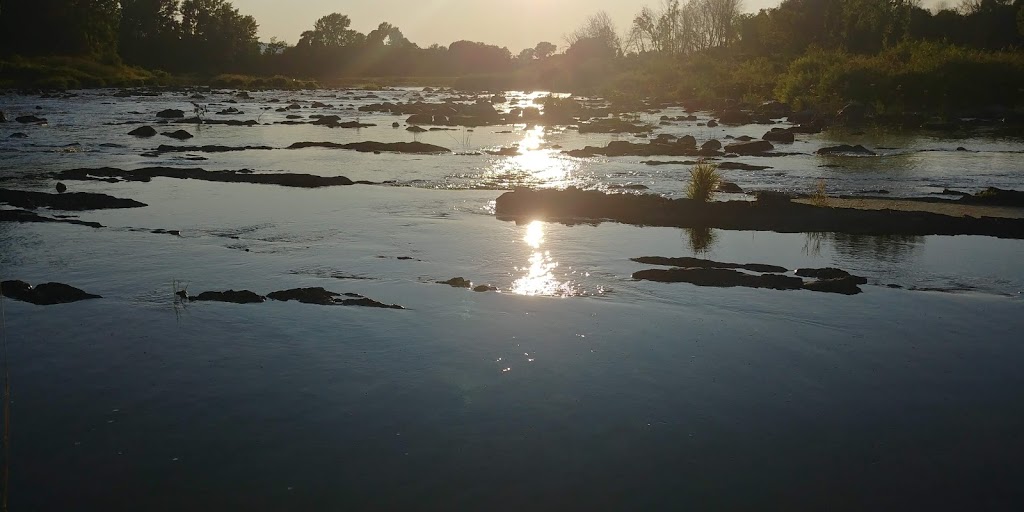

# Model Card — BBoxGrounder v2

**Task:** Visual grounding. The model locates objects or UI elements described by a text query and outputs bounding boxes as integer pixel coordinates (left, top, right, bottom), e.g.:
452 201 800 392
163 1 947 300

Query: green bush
687 160 720 202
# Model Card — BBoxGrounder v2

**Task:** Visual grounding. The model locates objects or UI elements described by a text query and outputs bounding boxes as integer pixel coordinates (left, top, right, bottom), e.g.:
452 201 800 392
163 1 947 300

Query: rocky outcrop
795 268 867 283
577 118 654 134
723 140 774 155
55 167 355 188
156 109 185 119
494 188 1024 239
716 181 744 193
816 145 876 156
187 290 266 304
0 208 102 228
803 276 864 295
0 188 146 210
128 126 157 137
15 115 46 124
566 140 723 158
439 277 472 288
961 187 1024 207
717 162 772 171
180 287 403 308
1 280 101 305
762 128 794 144
162 129 193 140
154 144 273 153
286 141 450 154
632 256 787 274
633 268 804 290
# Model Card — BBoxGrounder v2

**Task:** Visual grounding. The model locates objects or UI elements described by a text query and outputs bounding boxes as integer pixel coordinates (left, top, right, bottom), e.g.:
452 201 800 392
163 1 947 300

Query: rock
407 126 428 133
803 277 864 295
734 135 754 142
190 290 266 304
473 284 497 292
723 140 774 155
717 162 772 171
754 191 792 205
16 115 46 124
407 113 433 125
154 144 273 153
0 208 103 228
717 110 752 125
633 268 804 290
156 109 185 119
0 111 6 122
963 187 1024 207
55 166 354 188
677 135 697 147
439 277 472 288
216 107 242 115
392 122 400 128
55 182 67 194
816 144 876 156
1 280 102 305
632 256 786 273
9 133 28 139
716 181 744 193
757 101 791 119
701 139 722 151
762 128 794 143
266 287 342 305
161 129 193 140
608 184 650 190
286 114 302 120
128 126 157 137
956 147 968 152
0 188 146 210
577 118 654 134
287 141 450 154
788 110 819 125
707 120 719 128
796 268 867 284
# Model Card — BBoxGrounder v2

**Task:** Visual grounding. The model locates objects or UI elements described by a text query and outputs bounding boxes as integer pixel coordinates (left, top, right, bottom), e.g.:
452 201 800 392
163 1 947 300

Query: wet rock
0 208 102 228
156 109 185 119
190 290 266 304
392 122 400 128
796 268 867 284
439 277 472 288
755 191 792 205
9 133 28 139
757 101 791 119
717 162 772 171
1 280 102 305
762 128 794 144
788 110 820 125
267 288 403 308
129 126 157 137
407 126 428 133
55 182 67 194
0 188 146 210
803 276 864 295
706 120 719 128
717 110 752 125
817 144 876 156
701 139 722 152
677 135 697 147
287 141 450 154
473 284 498 292
162 129 194 140
216 107 242 115
723 140 774 155
55 167 354 188
486 146 519 156
16 115 46 124
407 113 433 124
577 118 654 134
0 111 5 122
716 181 744 193
286 114 302 120
609 184 650 190
633 268 804 290
632 256 787 274
962 187 1024 207
155 144 273 153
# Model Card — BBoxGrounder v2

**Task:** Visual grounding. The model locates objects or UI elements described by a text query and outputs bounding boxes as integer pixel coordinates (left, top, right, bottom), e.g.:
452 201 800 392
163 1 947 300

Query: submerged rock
0 208 103 228
56 167 354 188
162 129 194 140
0 188 146 210
439 277 472 288
796 268 868 284
803 276 864 295
817 144 876 156
287 141 450 154
632 256 787 274
190 290 266 304
633 268 804 290
128 126 158 137
1 280 101 305
15 115 46 124
267 287 403 309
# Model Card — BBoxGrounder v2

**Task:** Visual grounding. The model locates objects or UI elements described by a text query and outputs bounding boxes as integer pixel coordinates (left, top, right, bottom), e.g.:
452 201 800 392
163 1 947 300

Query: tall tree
0 0 121 57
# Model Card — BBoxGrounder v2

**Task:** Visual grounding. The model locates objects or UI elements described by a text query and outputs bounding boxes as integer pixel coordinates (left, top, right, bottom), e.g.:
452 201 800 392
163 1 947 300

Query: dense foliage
0 0 1022 116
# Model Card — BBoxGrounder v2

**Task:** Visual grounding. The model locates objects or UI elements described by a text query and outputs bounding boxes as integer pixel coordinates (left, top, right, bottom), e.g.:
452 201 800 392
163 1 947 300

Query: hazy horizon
233 0 951 51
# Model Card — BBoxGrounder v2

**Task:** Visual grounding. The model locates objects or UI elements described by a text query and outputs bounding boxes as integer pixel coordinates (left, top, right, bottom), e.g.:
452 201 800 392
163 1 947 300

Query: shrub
811 179 831 207
687 159 720 202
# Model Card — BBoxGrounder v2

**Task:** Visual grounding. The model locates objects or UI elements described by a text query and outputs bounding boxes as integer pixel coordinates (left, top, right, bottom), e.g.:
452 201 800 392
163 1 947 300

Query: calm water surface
0 88 1023 510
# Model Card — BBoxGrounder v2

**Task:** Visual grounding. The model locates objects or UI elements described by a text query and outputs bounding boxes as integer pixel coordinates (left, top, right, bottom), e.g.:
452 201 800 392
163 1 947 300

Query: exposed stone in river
0 188 147 210
287 141 451 154
55 167 355 188
1 280 102 305
632 256 788 274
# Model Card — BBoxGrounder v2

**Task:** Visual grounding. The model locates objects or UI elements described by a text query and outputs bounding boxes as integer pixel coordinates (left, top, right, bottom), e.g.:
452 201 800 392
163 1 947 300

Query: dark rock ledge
55 167 355 188
495 188 1024 239
1 280 101 305
178 287 404 309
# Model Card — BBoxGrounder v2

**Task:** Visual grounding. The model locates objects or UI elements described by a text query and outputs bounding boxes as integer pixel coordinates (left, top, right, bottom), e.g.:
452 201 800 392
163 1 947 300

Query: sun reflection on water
483 126 581 189
511 220 588 297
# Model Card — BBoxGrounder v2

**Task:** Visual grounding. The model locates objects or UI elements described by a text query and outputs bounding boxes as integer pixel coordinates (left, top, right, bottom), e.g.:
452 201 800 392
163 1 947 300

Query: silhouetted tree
535 41 557 59
0 0 121 57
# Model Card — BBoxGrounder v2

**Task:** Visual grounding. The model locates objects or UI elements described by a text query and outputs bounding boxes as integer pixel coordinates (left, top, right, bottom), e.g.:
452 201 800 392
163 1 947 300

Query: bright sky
233 0 949 51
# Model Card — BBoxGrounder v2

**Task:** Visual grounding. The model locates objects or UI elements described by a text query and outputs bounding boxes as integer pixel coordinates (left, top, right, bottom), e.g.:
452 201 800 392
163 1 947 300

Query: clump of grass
811 179 831 207
686 159 721 202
